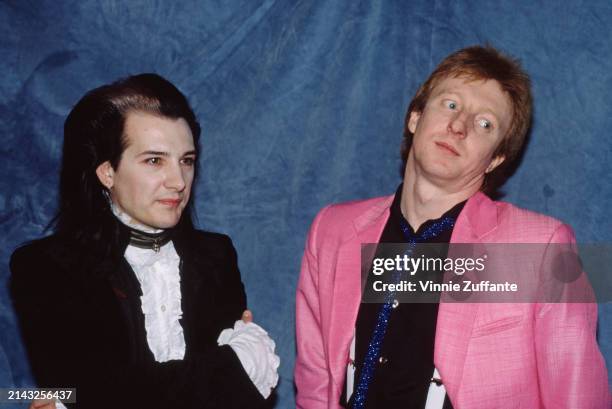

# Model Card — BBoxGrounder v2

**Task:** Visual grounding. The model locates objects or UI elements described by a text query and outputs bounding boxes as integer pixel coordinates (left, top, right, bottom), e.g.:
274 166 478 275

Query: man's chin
144 216 182 230
420 164 461 182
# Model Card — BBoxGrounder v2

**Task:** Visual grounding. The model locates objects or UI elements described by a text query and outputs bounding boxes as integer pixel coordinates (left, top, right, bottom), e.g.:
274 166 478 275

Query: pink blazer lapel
450 192 499 242
327 196 393 389
435 192 500 400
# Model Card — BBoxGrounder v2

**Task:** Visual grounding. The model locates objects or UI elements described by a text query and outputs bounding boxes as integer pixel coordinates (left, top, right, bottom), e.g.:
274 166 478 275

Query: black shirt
345 185 465 409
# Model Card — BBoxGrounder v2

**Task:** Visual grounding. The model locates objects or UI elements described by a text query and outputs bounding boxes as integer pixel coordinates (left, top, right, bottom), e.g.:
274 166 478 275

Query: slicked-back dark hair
54 73 201 245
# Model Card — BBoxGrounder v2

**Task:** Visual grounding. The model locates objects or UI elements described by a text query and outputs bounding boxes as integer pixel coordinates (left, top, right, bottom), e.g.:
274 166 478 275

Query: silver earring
102 189 111 202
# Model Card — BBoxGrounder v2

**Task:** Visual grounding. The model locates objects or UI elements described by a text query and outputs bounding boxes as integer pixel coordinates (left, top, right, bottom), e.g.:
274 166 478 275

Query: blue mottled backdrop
1 1 611 407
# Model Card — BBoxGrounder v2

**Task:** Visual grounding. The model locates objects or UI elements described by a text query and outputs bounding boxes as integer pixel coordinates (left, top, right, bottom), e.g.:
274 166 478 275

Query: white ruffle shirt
124 240 186 362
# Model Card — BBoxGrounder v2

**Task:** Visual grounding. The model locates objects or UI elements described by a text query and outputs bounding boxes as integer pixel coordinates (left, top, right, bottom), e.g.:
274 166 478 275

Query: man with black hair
11 74 279 409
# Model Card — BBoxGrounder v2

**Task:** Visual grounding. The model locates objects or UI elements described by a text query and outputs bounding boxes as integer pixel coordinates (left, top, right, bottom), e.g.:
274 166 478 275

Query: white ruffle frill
124 242 186 362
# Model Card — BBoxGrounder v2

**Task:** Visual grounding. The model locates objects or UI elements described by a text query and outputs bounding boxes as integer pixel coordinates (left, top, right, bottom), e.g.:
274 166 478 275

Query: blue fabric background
1 1 610 407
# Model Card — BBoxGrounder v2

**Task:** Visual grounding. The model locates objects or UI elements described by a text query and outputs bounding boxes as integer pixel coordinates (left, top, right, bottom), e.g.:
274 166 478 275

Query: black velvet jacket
10 219 266 409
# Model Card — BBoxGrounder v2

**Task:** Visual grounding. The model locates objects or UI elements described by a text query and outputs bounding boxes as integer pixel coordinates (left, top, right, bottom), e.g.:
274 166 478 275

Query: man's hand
242 309 253 323
219 309 280 398
29 399 56 409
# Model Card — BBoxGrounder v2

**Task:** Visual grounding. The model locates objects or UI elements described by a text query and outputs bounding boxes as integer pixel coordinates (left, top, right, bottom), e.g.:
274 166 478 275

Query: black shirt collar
384 184 466 243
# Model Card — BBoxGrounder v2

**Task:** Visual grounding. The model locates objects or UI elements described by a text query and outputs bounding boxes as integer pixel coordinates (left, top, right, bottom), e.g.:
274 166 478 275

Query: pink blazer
295 192 610 408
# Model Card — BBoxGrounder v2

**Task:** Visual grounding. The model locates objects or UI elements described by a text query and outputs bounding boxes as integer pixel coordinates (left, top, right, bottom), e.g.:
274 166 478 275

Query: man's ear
485 155 505 174
95 161 115 189
408 111 421 134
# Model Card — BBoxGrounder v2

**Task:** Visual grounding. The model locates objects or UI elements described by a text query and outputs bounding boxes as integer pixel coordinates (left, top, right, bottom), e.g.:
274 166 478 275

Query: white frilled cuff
217 320 280 398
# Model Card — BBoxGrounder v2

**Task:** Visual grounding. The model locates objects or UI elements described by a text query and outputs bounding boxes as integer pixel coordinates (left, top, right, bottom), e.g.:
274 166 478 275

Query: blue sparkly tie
351 215 455 409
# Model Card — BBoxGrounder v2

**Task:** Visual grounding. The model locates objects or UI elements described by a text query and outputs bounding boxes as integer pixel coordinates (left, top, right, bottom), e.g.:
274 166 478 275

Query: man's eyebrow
431 90 458 99
137 150 169 157
481 108 500 119
136 149 197 157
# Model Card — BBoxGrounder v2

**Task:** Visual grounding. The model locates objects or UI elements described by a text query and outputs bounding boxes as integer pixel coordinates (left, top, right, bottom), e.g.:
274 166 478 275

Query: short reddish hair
401 45 532 194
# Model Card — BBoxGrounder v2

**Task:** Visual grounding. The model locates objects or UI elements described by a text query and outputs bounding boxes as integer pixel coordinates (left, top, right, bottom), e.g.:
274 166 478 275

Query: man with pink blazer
295 46 610 409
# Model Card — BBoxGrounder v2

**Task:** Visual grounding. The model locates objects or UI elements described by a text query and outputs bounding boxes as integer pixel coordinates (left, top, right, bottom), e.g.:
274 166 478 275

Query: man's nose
448 111 469 138
165 164 186 191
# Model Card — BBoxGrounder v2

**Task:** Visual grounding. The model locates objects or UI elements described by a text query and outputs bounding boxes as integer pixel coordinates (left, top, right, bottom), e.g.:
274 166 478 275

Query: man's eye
182 157 195 166
146 157 161 165
477 118 492 129
445 100 457 110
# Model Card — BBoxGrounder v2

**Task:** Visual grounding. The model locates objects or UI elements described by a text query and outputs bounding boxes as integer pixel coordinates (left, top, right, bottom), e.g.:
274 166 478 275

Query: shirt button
161 305 166 312
392 299 399 309
378 356 388 364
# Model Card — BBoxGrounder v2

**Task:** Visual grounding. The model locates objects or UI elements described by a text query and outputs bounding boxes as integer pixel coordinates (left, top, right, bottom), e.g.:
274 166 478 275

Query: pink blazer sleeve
534 224 611 408
295 206 332 409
